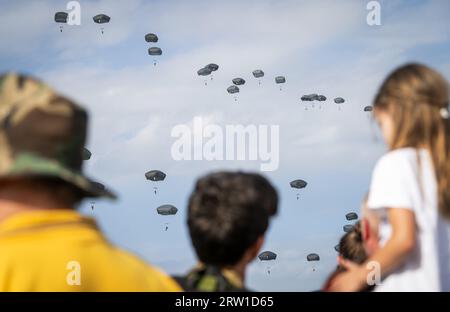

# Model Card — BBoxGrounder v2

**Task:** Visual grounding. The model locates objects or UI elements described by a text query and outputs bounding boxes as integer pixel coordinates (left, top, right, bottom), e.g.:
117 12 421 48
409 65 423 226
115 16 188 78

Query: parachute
364 105 373 112
206 63 219 81
334 245 340 252
252 69 264 85
145 170 166 194
145 33 158 43
307 253 320 261
301 94 317 109
343 224 355 233
54 12 68 32
157 205 178 231
197 64 218 84
346 212 358 221
307 253 320 272
93 14 110 34
252 69 264 78
206 63 219 72
334 97 345 111
148 47 162 55
290 179 307 189
301 94 318 101
197 68 211 76
227 85 239 94
232 78 245 86
93 14 110 24
82 148 92 161
227 85 240 101
197 67 212 85
301 94 326 109
148 47 162 66
156 204 178 216
316 95 327 109
275 76 286 90
290 179 307 200
258 251 277 275
145 170 166 181
258 251 277 261
275 76 286 84
54 12 68 23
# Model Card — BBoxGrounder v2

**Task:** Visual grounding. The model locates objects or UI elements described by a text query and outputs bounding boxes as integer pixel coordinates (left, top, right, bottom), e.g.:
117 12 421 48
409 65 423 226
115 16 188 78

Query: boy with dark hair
176 171 278 291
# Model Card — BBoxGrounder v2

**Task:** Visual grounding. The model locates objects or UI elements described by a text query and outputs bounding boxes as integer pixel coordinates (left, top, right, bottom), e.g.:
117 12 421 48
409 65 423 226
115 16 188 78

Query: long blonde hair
374 63 450 218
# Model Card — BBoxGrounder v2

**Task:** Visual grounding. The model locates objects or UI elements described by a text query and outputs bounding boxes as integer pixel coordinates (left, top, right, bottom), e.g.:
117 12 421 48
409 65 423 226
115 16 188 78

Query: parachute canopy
275 76 286 84
145 33 158 43
343 224 355 233
301 94 327 101
145 170 166 181
334 245 340 252
93 14 110 24
206 63 219 71
197 67 212 76
54 12 68 23
334 97 345 104
307 253 320 261
290 179 307 189
227 85 239 94
301 94 318 101
82 148 92 160
232 78 245 86
148 47 162 56
252 70 264 78
258 251 277 261
157 204 178 216
364 105 373 112
346 212 358 221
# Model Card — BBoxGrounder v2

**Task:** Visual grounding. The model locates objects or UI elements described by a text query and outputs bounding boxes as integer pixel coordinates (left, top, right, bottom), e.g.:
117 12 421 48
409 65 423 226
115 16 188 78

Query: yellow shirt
0 210 182 292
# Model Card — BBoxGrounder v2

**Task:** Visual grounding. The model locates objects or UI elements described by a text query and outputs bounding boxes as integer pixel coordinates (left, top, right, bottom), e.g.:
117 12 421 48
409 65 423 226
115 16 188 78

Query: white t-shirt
367 148 450 292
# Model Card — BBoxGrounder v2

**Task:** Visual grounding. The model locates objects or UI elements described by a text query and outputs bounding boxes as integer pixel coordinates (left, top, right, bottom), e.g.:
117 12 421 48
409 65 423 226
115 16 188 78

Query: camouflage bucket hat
0 73 116 199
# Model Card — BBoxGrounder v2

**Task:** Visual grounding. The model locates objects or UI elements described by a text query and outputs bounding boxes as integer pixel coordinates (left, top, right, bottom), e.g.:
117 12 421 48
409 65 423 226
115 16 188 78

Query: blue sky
1 0 450 291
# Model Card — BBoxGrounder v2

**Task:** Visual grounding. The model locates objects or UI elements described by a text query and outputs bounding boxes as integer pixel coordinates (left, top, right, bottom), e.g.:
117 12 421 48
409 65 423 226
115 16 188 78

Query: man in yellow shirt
0 73 181 291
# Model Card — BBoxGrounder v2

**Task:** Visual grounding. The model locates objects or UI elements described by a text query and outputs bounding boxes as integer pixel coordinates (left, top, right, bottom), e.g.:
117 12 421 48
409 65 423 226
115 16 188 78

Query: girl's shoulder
373 147 425 177
376 147 424 167
368 148 428 211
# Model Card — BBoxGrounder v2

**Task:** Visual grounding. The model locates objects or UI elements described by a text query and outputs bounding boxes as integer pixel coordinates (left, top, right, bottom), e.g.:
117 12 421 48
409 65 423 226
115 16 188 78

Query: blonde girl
328 63 450 291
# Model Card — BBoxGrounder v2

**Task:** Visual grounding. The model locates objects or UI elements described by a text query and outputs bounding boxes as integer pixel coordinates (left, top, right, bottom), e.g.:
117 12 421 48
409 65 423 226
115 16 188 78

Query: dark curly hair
187 171 278 266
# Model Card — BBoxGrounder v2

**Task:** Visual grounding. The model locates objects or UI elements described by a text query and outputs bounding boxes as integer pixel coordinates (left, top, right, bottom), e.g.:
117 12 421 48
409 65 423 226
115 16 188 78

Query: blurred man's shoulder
0 211 181 292
106 246 182 291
